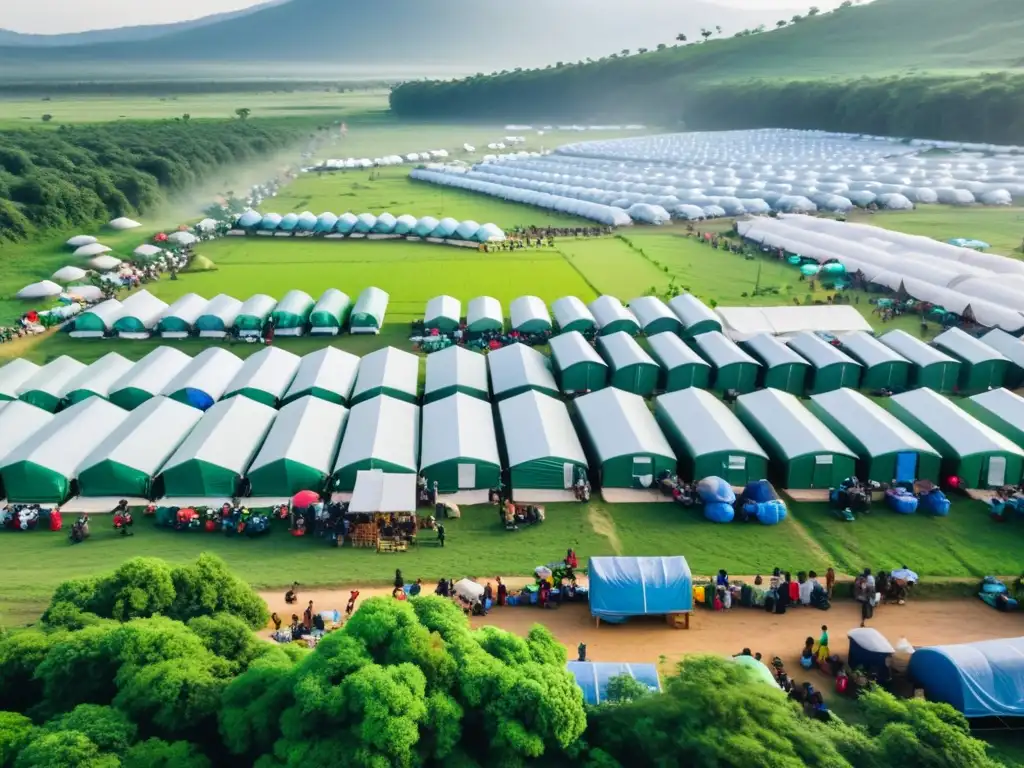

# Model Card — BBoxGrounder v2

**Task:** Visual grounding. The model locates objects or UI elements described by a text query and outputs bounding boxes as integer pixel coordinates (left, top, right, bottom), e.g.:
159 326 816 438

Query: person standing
496 577 508 606
816 625 830 663
303 600 314 631
437 522 446 547
825 567 836 599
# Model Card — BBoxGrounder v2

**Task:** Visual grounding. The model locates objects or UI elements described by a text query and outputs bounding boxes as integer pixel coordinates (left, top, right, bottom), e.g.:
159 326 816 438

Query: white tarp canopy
840 331 909 368
108 217 141 230
552 296 595 330
786 331 861 370
78 299 124 331
744 333 808 368
133 244 163 258
424 345 488 399
225 347 301 402
424 295 462 326
16 280 63 299
0 401 54 466
891 388 1023 458
160 293 208 328
18 356 86 401
879 330 958 367
161 347 243 403
74 243 111 258
969 389 1024 434
351 347 419 402
247 396 348 477
497 390 587 468
575 388 673 462
669 294 719 330
111 347 192 402
466 296 503 330
692 331 760 368
715 305 872 341
933 327 1008 365
737 388 856 460
657 388 767 459
199 294 243 327
420 393 500 470
629 296 677 332
52 266 88 283
647 332 710 370
62 352 135 400
66 235 97 248
334 396 420 474
0 359 40 400
284 347 361 404
810 389 940 457
509 295 551 331
160 396 277 476
348 470 417 513
588 295 638 332
116 289 168 330
597 331 656 369
981 329 1024 370
549 330 607 369
488 343 558 398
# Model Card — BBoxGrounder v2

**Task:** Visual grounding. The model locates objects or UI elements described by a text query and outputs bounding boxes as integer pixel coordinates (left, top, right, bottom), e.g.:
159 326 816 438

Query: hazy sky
2 0 851 35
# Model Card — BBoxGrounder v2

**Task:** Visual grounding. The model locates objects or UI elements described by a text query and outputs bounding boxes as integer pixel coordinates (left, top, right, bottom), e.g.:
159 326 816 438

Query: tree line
0 119 304 244
0 553 1005 767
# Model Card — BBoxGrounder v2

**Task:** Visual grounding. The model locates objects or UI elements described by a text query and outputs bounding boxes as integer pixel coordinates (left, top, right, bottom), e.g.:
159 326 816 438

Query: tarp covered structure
234 294 277 336
0 359 40 401
597 332 659 396
489 343 559 401
309 289 352 335
73 299 123 336
552 296 596 334
980 328 1024 389
909 637 1024 718
270 290 315 333
424 295 462 333
549 331 607 394
62 352 135 405
692 331 760 394
497 391 587 492
960 388 1024 452
18 356 87 412
840 331 911 390
284 347 360 406
933 327 1009 394
158 293 208 336
715 305 873 342
567 662 661 705
110 347 191 410
420 393 501 492
333 396 419 491
669 294 720 338
742 333 810 395
423 345 488 404
112 290 168 335
466 296 503 334
0 402 54 496
195 294 243 336
162 347 243 411
509 295 552 334
589 556 693 620
879 330 961 392
646 332 710 392
785 332 862 394
224 347 300 407
347 470 417 514
350 346 419 405
350 287 389 334
589 295 639 336
629 296 680 336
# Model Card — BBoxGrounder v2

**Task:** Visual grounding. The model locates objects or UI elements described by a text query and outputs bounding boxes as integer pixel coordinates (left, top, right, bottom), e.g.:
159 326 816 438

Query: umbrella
292 490 320 508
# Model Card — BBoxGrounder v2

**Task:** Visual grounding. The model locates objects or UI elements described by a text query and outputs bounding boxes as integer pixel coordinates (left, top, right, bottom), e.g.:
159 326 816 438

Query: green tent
878 330 960 392
162 347 243 411
157 293 208 336
552 296 596 335
597 332 660 396
629 296 681 337
246 396 348 496
808 388 941 484
840 331 911 390
669 294 721 338
692 331 760 394
466 296 503 334
195 294 243 336
962 388 1024 451
489 343 559 401
18 355 86 412
933 327 1008 395
549 331 608 394
424 295 462 333
350 346 420 406
111 290 168 335
655 388 768 486
270 290 315 335
646 332 710 392
423 345 489 404
980 329 1024 389
0 359 41 401
509 295 552 334
72 299 123 337
223 346 301 407
62 352 135 406
350 287 390 334
420 394 501 493
497 390 587 493
333 395 419 491
77 396 204 498
0 401 54 497
283 347 361 406
234 294 277 336
742 333 810 396
589 295 640 337
109 347 192 410
785 332 862 395
736 388 857 489
309 289 352 335
575 388 675 489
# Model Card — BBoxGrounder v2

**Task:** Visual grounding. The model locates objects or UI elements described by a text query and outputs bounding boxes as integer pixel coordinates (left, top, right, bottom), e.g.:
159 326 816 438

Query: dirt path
587 505 623 555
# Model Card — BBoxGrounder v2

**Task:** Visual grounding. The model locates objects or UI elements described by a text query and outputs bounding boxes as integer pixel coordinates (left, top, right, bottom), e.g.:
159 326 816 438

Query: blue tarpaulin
177 387 216 411
588 556 692 620
909 636 1024 718
567 662 661 705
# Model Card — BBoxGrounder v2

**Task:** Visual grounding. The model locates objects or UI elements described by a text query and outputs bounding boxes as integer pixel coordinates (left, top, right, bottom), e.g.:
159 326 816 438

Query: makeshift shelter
269 290 315 336
74 243 111 258
424 295 462 333
909 637 1024 718
656 388 768 485
629 296 680 336
284 347 360 406
0 398 128 503
52 266 87 283
16 280 62 300
980 328 1024 389
420 394 501 492
466 296 503 334
158 293 208 337
785 331 862 394
597 332 660 396
66 235 97 248
691 331 760 394
195 294 243 337
133 244 162 259
933 327 1009 394
347 470 417 513
488 344 559 401
808 388 941 484
847 629 896 685
62 352 135 405
224 346 300 407
246 396 348 496
888 388 1024 488
158 396 276 498
646 332 710 392
498 391 587 493
234 294 277 337
332 396 419 491
716 305 873 342
879 330 961 392
109 347 192 410
350 347 419 406
309 289 352 335
961 388 1024 451
840 331 912 390
108 217 140 230
350 287 389 334
89 255 121 272
669 294 721 338
423 346 488 404
588 556 693 621
549 331 608 394
575 388 675 489
77 396 203 498
567 662 661 705
73 299 123 337
0 359 40 402
736 388 857 489
742 333 810 395
112 290 168 336
589 295 639 336
509 296 552 334
0 403 55 493
552 296 596 334
162 347 243 411
17 356 86 412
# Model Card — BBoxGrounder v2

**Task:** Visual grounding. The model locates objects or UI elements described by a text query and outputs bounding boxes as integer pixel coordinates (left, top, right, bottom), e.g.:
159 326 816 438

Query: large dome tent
224 346 301 407
17 356 87 412
314 212 339 233
236 210 262 228
420 393 501 493
412 216 439 237
161 347 243 411
270 290 315 335
597 332 660 396
158 293 208 337
74 243 112 258
353 213 377 233
424 295 462 333
466 296 503 334
549 331 608 394
510 296 552 334
284 347 361 406
552 296 596 334
195 294 243 338
646 332 711 392
488 343 559 401
278 213 299 232
350 287 389 334
372 213 398 234
295 211 318 231
66 235 97 248
62 352 135 406
0 402 54 493
112 290 168 336
332 395 419 492
423 345 489 404
0 359 41 402
497 390 587 494
350 346 419 406
260 213 283 230
430 217 460 238
109 346 192 410
309 289 352 335
589 295 639 336
16 281 63 300
108 217 140 231
335 213 359 234
393 214 418 235
52 266 88 283
234 294 278 336
629 296 680 336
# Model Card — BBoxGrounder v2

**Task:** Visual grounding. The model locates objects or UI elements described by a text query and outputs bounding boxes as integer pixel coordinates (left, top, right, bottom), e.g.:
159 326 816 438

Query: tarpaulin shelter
112 290 168 336
669 294 721 338
423 345 488 404
509 295 552 334
597 332 659 396
0 398 128 503
742 333 810 395
424 295 462 333
629 296 681 337
692 331 760 394
575 388 675 489
158 293 208 337
309 289 352 336
981 328 1024 389
589 295 639 337
736 388 857 489
786 332 862 395
716 305 873 342
332 395 419 491
933 327 1009 394
566 662 661 705
77 396 203 498
161 347 243 411
552 296 596 335
350 287 389 334
420 393 501 493
348 470 417 514
0 402 54 497
909 637 1024 718
588 556 692 620
961 388 1024 452
888 388 1024 488
489 343 559 401
195 294 243 337
246 396 348 496
110 347 192 410
497 390 587 493
840 331 912 390
72 299 123 337
646 332 710 392
158 396 276 498
270 290 315 336
0 359 40 401
18 356 86 412
549 331 608 394
847 628 895 684
466 296 503 334
656 388 768 485
808 388 941 484
224 346 301 407
879 330 961 393
234 294 277 337
62 352 134 405
284 347 360 406
350 346 419 406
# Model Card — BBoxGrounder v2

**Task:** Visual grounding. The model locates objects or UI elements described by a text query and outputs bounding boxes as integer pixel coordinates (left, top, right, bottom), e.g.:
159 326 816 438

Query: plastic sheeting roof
272 289 315 318
510 295 551 329
588 556 693 618
79 299 124 331
0 359 40 400
879 330 957 367
981 329 1024 370
351 347 419 400
0 401 54 466
549 331 606 370
840 331 909 368
352 287 389 326
810 388 939 457
334 396 419 472
933 327 1008 366
716 305 873 341
744 333 808 368
200 294 243 324
116 290 168 330
285 347 360 403
248 396 347 476
909 637 1024 718
552 296 594 329
598 331 656 368
63 352 134 399
162 347 243 401
112 347 192 399
890 388 1023 458
967 389 1024 436
647 332 709 370
786 332 861 370
226 347 300 401
576 388 673 462
160 293 208 326
498 390 586 467
488 343 557 397
668 294 718 329
467 296 502 327
425 295 461 325
692 331 759 368
657 388 767 459
236 294 277 321
629 296 676 331
18 356 87 399
420 393 500 470
348 470 417 514
567 662 661 705
588 295 638 331
424 346 488 398
160 396 276 475
738 388 856 460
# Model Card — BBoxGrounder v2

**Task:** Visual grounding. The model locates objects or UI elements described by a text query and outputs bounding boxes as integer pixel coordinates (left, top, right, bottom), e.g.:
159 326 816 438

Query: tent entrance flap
632 457 654 488
563 463 575 489
813 454 833 487
895 452 917 484
457 463 476 489
987 456 1007 487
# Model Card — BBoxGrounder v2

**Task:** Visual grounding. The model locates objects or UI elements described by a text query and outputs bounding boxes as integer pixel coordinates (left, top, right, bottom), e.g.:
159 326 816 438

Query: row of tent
232 210 505 243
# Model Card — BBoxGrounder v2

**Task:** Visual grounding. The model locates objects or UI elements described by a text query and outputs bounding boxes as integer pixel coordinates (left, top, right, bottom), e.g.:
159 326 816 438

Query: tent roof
0 359 41 399
657 388 767 459
848 627 896 655
810 388 940 457
668 294 718 329
576 388 674 462
248 396 348 475
840 331 909 368
424 345 488 397
692 331 760 367
588 556 692 618
566 662 661 705
909 637 1024 718
552 296 594 328
79 396 203 475
162 347 243 399
19 356 87 398
225 346 300 400
716 305 872 341
498 390 586 467
348 470 417 513
285 347 360 402
420 393 500 469
352 286 389 323
981 328 1024 369
236 293 277 319
891 388 1023 458
588 295 637 330
160 395 276 475
79 299 124 330
199 294 243 323
879 330 957 367
933 327 1008 365
488 343 557 396
352 346 419 400
334 395 419 472
62 352 134 398
629 296 676 330
466 296 502 325
549 331 606 370
425 294 461 324
786 331 860 369
598 331 656 368
117 290 168 328
272 289 314 317
161 293 208 325
112 347 192 397
968 388 1024 434
744 333 808 368
312 288 351 318
0 401 54 466
647 332 709 370
738 388 856 460
510 295 550 328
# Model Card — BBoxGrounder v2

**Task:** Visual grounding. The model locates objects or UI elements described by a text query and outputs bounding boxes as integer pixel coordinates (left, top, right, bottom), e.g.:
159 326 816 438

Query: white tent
16 280 63 299
333 396 420 487
488 343 558 400
167 231 198 246
74 243 111 258
66 235 97 248
61 352 135 403
347 469 417 513
115 289 168 334
0 359 41 401
108 217 141 230
420 393 501 480
109 347 192 409
509 295 552 332
196 294 243 337
466 296 503 332
424 345 489 402
588 295 639 334
161 347 243 408
0 401 54 467
89 255 122 271
52 266 88 283
350 347 419 405
552 296 596 332
575 388 674 478
424 295 462 329
17 356 87 408
224 347 301 406
497 390 587 486
159 293 208 336
133 244 163 258
284 347 361 406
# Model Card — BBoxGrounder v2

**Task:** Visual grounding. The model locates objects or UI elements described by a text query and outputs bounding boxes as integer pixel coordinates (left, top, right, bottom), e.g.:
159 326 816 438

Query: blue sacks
919 489 950 517
742 499 788 525
697 476 736 505
886 488 918 515
705 503 735 524
742 479 778 504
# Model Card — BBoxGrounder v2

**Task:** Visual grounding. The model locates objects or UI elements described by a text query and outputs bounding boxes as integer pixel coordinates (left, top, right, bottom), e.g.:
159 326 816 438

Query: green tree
235 108 251 119
0 712 34 768
14 732 119 768
123 739 211 768
807 5 821 15
604 673 653 704
187 613 267 673
700 27 712 41
43 705 136 756
182 113 191 122
675 33 687 42
777 19 788 27
0 630 64 712
41 114 52 122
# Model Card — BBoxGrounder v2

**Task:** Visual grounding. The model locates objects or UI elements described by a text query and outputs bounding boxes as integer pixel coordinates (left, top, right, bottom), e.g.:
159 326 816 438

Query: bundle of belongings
697 476 736 523
739 480 788 525
1 504 55 532
659 471 696 506
830 477 879 521
978 576 1019 612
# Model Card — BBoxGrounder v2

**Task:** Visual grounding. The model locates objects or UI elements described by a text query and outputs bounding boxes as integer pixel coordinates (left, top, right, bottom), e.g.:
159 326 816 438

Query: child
817 625 830 662
825 567 836 599
801 637 815 670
